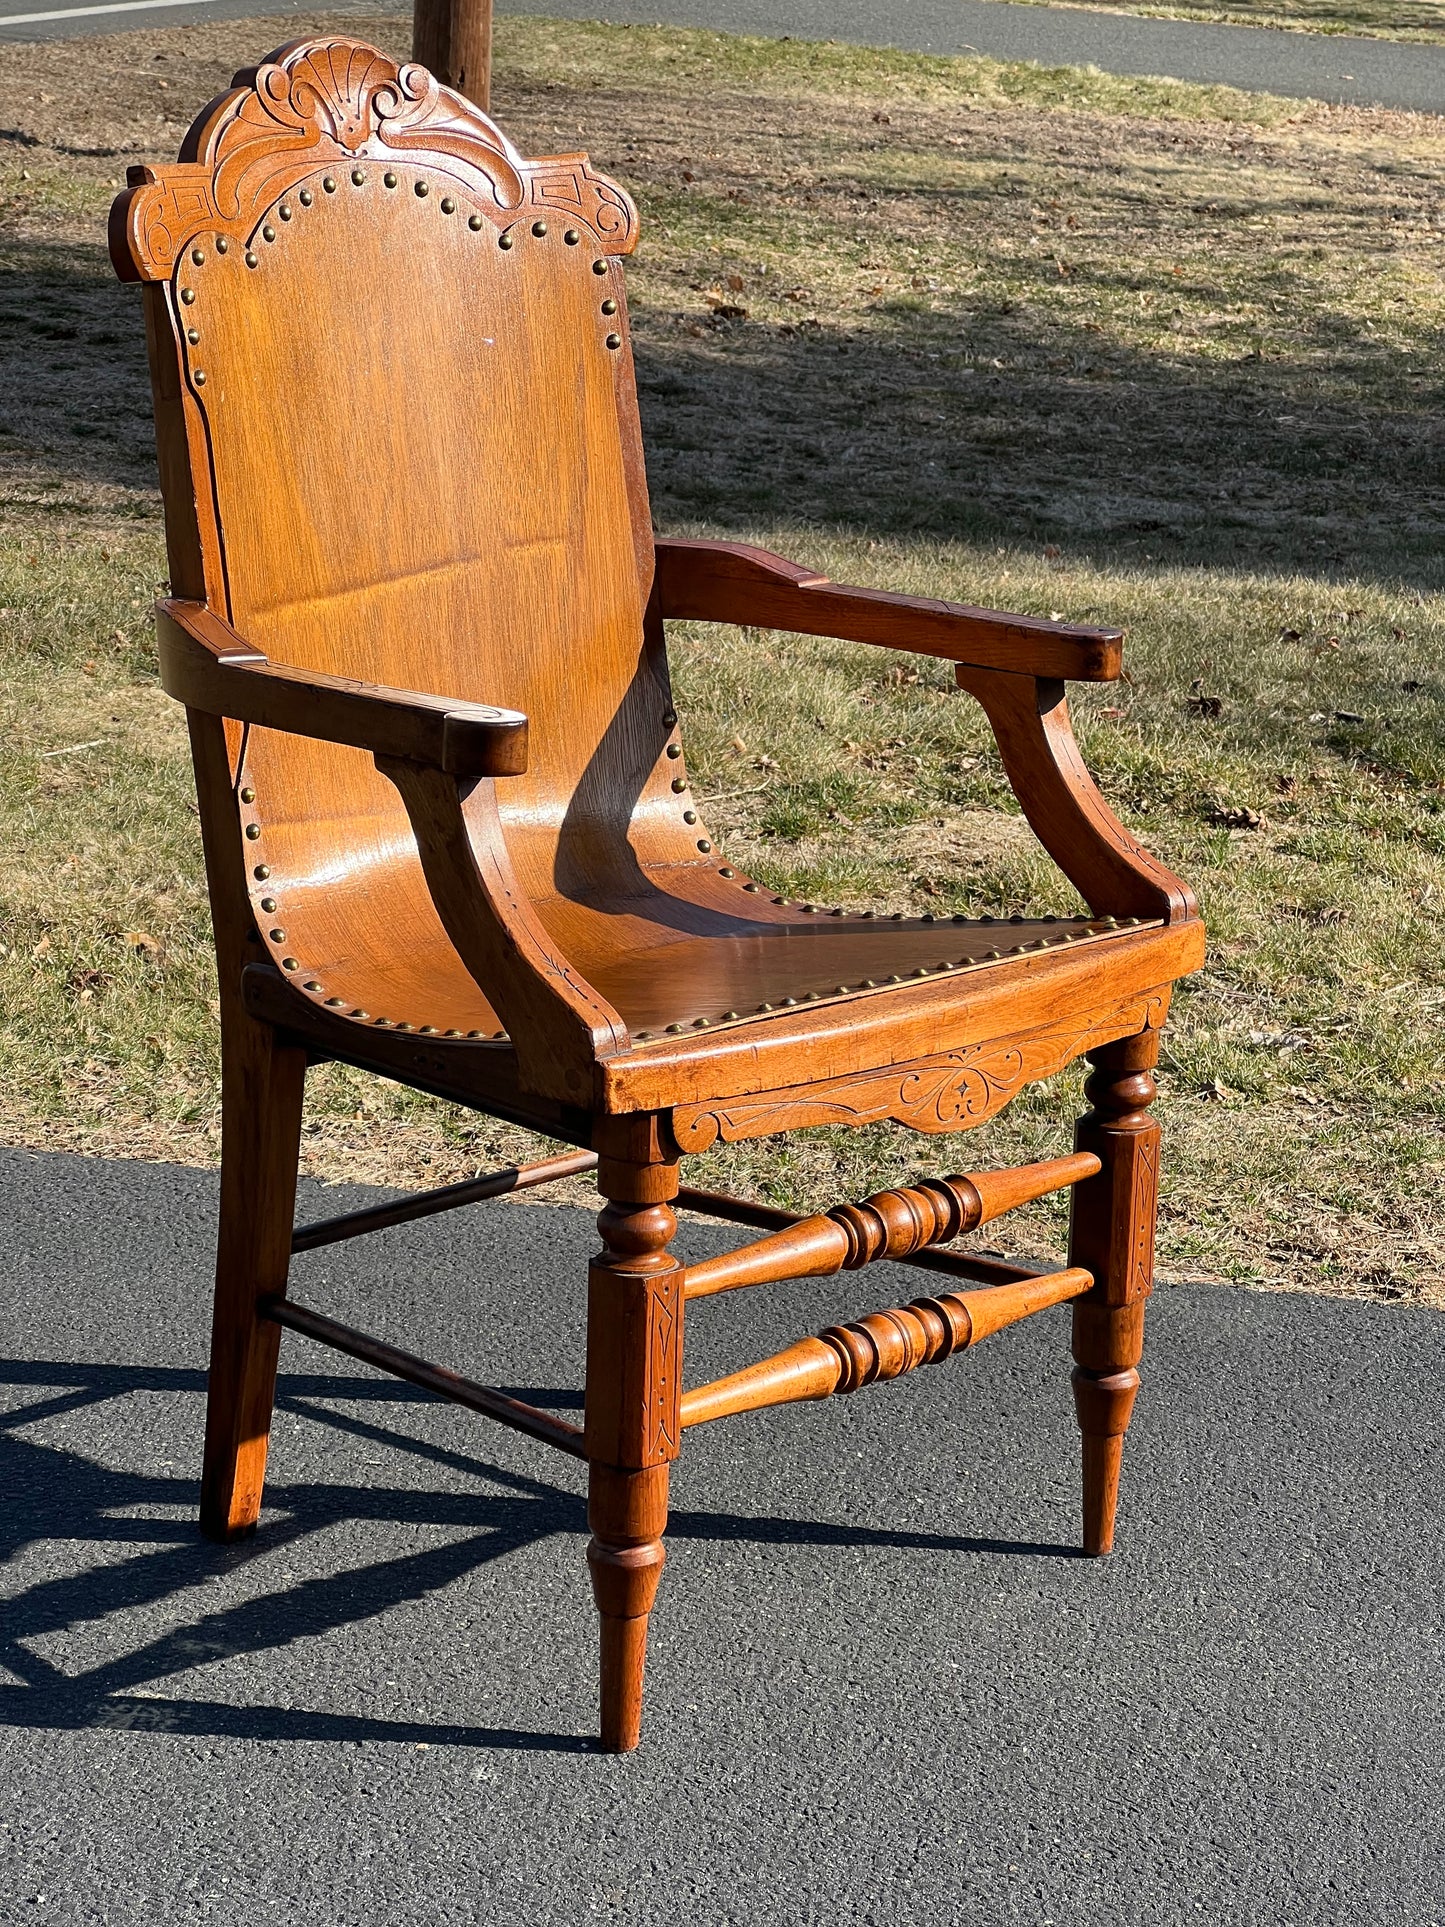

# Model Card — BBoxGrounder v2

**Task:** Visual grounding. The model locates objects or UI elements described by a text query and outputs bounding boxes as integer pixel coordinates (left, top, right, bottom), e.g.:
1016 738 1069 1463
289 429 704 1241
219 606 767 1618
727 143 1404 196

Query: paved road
4 1143 1444 1923
2 0 1445 114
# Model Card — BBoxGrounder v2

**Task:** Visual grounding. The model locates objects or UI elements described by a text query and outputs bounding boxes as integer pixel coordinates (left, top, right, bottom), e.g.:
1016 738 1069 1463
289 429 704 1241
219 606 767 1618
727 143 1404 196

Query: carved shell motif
110 36 639 282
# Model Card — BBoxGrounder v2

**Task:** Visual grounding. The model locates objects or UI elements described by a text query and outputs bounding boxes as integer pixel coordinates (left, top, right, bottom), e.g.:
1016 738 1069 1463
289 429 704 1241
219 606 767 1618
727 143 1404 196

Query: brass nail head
601 298 618 315
299 188 313 206
565 227 580 244
190 248 205 266
469 213 484 230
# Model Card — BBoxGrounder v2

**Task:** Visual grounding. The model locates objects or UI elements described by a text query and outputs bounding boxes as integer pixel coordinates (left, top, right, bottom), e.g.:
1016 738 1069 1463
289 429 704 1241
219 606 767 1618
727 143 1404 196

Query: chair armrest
653 538 1123 682
955 666 1197 925
156 600 528 779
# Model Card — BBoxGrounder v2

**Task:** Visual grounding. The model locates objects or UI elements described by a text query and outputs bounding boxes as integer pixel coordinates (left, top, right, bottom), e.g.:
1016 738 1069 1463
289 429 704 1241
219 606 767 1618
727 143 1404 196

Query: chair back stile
111 39 691 1033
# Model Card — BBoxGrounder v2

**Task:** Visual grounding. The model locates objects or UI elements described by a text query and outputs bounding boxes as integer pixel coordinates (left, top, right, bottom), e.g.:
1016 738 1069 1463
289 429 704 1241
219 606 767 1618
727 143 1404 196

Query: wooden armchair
110 38 1204 1751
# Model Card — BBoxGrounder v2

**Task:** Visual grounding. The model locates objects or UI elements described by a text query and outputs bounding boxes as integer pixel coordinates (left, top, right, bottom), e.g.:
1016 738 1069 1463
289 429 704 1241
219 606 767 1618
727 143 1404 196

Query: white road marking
1 0 221 25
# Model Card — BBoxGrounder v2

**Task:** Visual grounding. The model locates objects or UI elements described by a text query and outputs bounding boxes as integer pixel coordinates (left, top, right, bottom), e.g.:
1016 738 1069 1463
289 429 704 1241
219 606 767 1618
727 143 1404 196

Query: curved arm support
157 600 529 779
376 757 630 1105
654 538 1123 682
955 666 1196 925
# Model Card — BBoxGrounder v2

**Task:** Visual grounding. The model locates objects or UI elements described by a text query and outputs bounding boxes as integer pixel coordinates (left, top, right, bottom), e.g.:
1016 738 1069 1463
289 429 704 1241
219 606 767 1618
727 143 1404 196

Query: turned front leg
1067 1030 1161 1556
585 1142 683 1753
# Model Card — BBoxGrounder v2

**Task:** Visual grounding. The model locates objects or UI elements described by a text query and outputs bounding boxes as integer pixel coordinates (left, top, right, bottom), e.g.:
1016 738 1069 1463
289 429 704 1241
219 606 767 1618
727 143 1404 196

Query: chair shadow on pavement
0 1357 1081 1752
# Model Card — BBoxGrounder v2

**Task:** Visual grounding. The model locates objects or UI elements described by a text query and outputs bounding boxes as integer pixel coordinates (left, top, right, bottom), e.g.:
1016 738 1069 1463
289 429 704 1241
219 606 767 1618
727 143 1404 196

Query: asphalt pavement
2 0 1444 116
3 1142 1444 1923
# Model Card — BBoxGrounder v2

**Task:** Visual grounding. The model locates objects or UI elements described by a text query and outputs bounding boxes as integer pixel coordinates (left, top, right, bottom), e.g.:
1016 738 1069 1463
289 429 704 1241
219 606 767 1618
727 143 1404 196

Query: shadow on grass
0 1357 1079 1750
6 225 1445 585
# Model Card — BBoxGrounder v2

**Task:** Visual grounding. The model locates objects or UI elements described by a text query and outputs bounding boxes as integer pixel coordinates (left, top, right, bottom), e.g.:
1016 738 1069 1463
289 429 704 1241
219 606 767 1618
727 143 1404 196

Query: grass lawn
1014 0 1445 44
2 16 1444 1300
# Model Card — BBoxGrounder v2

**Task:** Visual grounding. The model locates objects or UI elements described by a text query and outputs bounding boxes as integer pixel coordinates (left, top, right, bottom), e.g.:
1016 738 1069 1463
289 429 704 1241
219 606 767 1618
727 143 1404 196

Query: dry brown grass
2 15 1444 1301
1014 0 1445 42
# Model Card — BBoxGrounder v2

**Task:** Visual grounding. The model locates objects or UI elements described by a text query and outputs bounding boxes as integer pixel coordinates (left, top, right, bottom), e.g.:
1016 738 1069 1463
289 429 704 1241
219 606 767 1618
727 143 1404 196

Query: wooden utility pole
413 0 492 108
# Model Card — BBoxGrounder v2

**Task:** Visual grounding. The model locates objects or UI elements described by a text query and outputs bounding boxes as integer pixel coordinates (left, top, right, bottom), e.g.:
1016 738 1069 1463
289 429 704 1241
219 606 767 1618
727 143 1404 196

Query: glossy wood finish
1068 1032 1161 1554
266 1296 587 1455
585 1132 682 1751
679 1153 1098 1301
680 1266 1094 1429
113 37 1205 1746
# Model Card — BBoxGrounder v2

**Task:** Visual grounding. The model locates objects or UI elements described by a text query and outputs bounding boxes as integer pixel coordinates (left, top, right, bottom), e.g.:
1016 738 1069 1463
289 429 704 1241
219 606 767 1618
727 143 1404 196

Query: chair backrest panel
113 40 687 974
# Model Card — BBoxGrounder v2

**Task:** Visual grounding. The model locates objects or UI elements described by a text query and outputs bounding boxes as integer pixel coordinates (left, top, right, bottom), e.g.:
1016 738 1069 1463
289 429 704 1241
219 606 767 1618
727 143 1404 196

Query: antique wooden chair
111 38 1205 1751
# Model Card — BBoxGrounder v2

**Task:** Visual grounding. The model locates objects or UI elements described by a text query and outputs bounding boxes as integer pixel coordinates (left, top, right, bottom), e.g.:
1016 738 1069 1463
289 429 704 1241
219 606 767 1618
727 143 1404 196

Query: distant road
2 0 1442 116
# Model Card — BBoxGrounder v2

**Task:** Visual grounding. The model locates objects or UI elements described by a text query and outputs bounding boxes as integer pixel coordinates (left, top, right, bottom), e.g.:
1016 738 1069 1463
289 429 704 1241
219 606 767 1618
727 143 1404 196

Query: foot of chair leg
199 1014 306 1542
587 1463 669 1753
1072 1365 1139 1555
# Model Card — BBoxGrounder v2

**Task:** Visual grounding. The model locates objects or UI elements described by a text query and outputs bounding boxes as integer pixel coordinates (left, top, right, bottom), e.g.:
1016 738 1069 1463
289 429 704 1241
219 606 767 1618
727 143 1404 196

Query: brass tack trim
565 227 580 244
887 972 902 983
190 248 205 266
693 1016 710 1027
323 176 337 193
666 1023 684 1034
499 231 514 249
662 709 677 726
420 1025 437 1034
835 984 850 995
592 259 608 275
299 188 313 207
215 236 228 254
605 333 622 350
779 996 797 1008
636 1030 652 1040
239 786 255 803
245 251 258 269
383 172 398 189
683 810 698 825
469 213 484 230
303 979 322 992
697 839 712 852
719 866 735 877
670 777 686 793
253 864 269 880
259 897 276 913
444 1028 461 1037
666 743 682 759
532 220 548 236
466 1029 484 1038
352 1009 370 1021
282 957 300 972
758 1002 773 1013
180 287 196 304
394 1022 412 1032
373 1018 389 1027
193 371 206 386
914 966 929 977
326 997 344 1007
351 169 365 186
279 205 292 221
262 224 276 242
268 928 285 942
415 180 430 197
186 328 200 344
744 882 761 892
441 197 455 214
601 298 618 315
722 1010 739 1020
984 948 1001 960
244 824 260 840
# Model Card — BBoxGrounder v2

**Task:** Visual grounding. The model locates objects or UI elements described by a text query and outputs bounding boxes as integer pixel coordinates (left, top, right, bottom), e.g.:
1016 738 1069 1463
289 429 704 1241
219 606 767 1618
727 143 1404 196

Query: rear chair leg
585 1141 683 1752
200 1012 307 1542
1067 1030 1161 1556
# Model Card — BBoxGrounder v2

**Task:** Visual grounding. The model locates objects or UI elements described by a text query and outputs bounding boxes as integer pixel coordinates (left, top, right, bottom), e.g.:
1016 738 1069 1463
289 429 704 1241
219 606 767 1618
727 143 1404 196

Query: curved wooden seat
111 35 1206 1755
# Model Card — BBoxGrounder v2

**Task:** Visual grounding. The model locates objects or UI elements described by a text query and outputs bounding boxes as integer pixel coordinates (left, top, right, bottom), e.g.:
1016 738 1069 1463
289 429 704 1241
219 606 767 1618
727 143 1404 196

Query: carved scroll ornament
669 989 1170 1152
111 36 639 282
